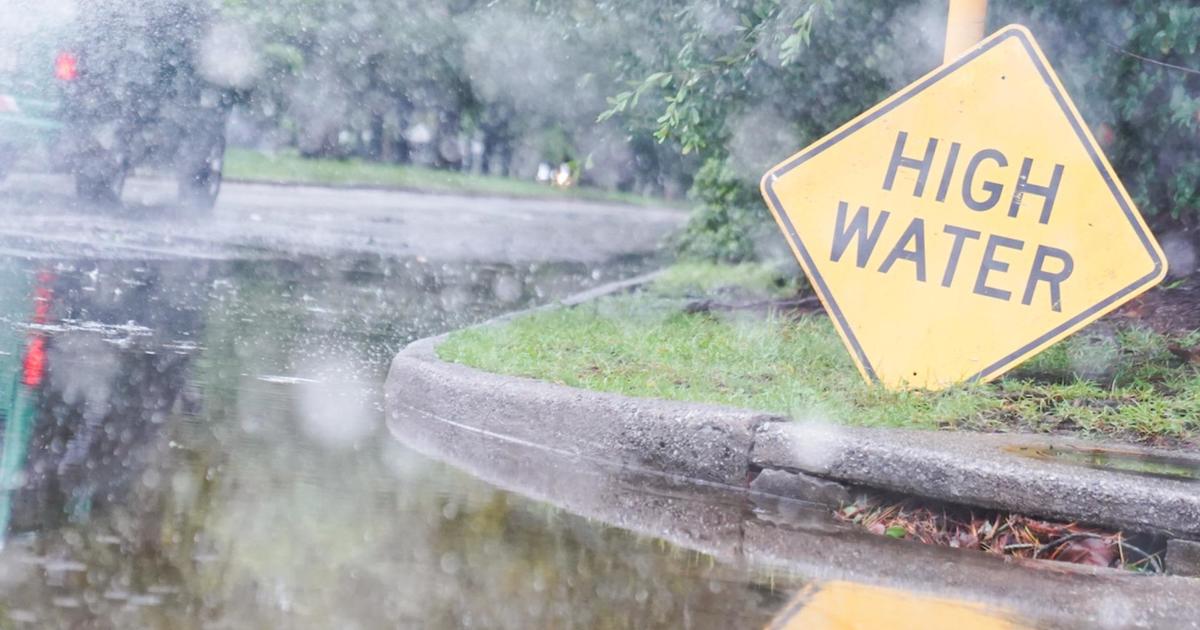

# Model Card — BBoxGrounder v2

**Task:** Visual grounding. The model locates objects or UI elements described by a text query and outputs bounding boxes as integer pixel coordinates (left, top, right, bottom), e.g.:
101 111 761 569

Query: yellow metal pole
943 0 989 64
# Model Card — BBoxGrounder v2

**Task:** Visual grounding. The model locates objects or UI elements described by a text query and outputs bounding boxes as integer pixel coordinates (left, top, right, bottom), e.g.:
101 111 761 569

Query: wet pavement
0 177 1194 629
0 174 685 262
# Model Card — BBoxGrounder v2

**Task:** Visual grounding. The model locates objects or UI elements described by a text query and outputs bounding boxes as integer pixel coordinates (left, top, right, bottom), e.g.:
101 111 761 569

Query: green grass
439 265 1200 447
224 148 664 206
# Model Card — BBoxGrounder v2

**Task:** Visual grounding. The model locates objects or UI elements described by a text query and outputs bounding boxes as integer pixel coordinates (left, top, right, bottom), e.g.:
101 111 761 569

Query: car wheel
177 132 225 211
74 157 127 205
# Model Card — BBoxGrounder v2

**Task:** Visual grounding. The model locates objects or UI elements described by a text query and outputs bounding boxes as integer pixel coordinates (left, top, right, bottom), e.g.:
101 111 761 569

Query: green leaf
885 526 907 539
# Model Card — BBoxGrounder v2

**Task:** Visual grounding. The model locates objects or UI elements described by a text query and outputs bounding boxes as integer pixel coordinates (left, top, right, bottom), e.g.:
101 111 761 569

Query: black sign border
761 25 1164 385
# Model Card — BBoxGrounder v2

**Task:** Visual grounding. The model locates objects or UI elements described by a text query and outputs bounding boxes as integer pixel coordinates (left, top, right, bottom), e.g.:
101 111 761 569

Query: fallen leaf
1054 537 1116 567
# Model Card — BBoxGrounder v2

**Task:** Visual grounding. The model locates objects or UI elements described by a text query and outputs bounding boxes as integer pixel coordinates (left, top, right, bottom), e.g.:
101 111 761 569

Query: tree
221 0 477 162
993 1 1200 222
603 0 1200 261
600 0 940 261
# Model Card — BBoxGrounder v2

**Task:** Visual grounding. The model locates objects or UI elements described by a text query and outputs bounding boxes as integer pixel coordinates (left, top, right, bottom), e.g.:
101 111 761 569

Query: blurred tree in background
217 0 692 195
602 0 1200 261
993 1 1200 223
600 0 941 261
214 1 1200 261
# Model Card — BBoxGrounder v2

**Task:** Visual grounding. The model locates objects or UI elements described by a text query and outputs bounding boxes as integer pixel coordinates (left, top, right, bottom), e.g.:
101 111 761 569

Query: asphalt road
0 173 687 262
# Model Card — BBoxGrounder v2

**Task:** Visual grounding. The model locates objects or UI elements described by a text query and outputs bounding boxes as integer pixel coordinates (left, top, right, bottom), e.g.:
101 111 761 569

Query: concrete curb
386 403 1200 629
387 269 777 488
388 333 773 486
384 273 1200 543
753 423 1200 538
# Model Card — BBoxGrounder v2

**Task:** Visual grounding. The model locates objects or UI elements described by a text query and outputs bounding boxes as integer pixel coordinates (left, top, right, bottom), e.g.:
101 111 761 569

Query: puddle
1005 445 1200 481
0 255 809 629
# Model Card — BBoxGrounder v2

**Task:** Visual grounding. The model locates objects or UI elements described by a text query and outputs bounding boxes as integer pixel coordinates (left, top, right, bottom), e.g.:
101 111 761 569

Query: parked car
0 1 231 209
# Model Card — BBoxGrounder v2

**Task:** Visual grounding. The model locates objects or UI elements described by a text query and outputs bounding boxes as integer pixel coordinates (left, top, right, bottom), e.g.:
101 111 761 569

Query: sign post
760 25 1166 390
944 0 990 63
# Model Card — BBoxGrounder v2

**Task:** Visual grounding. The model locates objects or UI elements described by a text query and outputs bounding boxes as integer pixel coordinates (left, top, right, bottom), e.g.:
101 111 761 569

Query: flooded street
0 182 1192 629
0 253 798 628
5 0 1200 626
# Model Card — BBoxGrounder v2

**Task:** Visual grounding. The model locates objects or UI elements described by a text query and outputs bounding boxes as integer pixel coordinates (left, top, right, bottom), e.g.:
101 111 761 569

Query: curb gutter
385 409 1200 629
753 423 1200 539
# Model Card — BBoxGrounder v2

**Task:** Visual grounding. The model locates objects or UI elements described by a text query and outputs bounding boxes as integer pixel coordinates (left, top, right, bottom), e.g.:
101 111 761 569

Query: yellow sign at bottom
767 582 1024 630
761 25 1165 389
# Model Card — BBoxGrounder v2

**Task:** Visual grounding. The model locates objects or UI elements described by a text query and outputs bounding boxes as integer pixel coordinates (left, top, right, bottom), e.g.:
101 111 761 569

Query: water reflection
0 254 792 629
1005 445 1200 482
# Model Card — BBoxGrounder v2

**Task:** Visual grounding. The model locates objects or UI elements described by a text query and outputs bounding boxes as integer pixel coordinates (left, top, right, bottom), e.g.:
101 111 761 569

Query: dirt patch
1113 276 1200 335
694 272 1200 335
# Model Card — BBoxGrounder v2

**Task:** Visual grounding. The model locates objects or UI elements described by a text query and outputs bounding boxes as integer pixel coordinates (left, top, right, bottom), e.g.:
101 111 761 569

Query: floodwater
0 254 801 628
0 252 1196 629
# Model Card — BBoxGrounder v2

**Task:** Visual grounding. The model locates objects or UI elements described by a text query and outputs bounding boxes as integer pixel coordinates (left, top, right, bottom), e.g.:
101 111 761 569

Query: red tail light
22 336 46 387
54 52 78 81
23 271 55 388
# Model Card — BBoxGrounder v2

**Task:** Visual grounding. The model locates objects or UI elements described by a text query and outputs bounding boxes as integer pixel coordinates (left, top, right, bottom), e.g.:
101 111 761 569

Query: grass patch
438 265 1200 446
224 148 664 206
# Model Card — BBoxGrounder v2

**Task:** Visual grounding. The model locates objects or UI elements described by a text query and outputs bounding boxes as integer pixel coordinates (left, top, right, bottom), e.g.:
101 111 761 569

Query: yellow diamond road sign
760 25 1166 390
